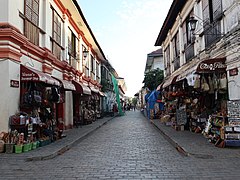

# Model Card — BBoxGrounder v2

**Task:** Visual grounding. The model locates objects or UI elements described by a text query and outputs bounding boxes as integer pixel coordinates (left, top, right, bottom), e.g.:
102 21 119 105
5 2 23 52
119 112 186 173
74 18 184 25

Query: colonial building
154 0 240 143
155 0 240 97
101 59 126 115
145 48 164 73
0 0 108 132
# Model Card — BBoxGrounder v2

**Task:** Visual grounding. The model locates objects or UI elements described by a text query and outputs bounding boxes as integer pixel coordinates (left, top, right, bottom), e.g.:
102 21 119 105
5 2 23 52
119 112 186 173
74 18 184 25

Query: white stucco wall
0 60 20 132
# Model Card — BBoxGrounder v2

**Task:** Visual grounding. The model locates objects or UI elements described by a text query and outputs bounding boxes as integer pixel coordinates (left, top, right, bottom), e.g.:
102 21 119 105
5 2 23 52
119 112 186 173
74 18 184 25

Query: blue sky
78 0 173 96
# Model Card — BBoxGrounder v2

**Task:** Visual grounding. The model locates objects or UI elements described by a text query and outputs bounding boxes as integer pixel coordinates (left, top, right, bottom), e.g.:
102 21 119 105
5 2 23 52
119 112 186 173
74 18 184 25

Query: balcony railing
185 43 194 62
204 21 222 48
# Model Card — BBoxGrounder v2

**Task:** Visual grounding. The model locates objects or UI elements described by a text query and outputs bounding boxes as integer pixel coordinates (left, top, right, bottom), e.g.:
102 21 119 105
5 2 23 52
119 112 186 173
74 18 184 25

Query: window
183 13 195 62
90 55 95 79
68 29 76 66
25 0 39 26
52 10 62 60
24 0 40 45
173 32 180 71
96 62 100 83
202 0 222 47
82 45 87 72
165 45 171 76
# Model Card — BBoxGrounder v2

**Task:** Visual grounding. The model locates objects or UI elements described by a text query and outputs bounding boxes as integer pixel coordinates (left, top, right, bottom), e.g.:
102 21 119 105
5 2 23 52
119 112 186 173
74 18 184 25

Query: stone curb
151 122 189 157
25 116 116 162
141 113 189 157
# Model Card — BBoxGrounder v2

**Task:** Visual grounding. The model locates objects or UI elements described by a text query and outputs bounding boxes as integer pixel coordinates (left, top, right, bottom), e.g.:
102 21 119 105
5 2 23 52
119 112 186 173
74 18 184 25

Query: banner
111 75 124 116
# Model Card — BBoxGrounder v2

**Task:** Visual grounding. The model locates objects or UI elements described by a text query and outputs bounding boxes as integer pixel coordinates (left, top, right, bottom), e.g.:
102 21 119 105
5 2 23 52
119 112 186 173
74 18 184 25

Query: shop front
52 76 75 130
72 80 91 126
89 85 101 120
3 65 65 153
160 58 231 147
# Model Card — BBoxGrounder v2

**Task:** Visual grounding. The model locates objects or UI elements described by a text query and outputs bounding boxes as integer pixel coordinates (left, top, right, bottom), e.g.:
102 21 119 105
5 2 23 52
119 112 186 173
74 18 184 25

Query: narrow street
1 111 240 179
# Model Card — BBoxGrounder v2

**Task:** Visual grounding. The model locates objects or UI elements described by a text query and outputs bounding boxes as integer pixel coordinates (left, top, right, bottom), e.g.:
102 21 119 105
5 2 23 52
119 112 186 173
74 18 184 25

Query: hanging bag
193 75 200 89
219 73 227 90
212 73 219 90
208 76 214 94
201 76 210 92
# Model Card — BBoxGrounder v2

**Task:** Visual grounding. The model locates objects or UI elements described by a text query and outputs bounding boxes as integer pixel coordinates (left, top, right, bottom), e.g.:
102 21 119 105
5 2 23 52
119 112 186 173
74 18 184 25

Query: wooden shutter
25 0 32 20
176 32 180 56
202 0 210 26
172 38 176 59
24 20 39 45
212 0 222 21
25 0 39 26
53 11 61 44
182 21 187 48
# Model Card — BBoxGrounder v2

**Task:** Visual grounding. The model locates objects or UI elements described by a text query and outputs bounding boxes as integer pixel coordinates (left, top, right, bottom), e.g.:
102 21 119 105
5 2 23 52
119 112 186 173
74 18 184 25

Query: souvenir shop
72 79 91 125
0 65 70 153
160 58 233 147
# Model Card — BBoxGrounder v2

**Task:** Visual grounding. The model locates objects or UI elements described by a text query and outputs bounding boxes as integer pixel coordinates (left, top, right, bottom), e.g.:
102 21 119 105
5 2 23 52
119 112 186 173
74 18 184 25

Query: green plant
142 68 164 91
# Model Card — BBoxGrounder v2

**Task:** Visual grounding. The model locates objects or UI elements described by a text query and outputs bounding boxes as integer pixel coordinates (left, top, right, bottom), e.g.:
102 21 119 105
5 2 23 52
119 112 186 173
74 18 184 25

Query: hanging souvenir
219 73 227 90
193 75 200 89
208 75 214 94
212 73 219 90
201 76 210 92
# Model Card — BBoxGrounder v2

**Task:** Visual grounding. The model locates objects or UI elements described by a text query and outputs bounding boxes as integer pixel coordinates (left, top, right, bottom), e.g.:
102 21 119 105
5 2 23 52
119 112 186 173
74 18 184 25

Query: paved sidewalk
149 116 240 159
0 116 115 161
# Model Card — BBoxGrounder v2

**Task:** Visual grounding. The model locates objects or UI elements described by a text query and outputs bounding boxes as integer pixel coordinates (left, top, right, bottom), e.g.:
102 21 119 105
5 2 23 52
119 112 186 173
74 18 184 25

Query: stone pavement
149 116 240 159
0 116 115 162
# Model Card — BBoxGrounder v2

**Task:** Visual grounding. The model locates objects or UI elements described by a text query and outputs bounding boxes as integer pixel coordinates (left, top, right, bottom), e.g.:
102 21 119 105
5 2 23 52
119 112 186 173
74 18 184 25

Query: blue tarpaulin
147 90 160 109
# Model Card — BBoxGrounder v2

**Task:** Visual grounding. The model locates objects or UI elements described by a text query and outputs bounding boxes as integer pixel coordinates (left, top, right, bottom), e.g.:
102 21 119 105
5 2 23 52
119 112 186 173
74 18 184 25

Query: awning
176 60 199 82
176 57 227 82
72 80 91 95
162 75 179 88
99 91 106 97
53 77 75 91
89 86 99 94
20 65 60 86
156 81 164 91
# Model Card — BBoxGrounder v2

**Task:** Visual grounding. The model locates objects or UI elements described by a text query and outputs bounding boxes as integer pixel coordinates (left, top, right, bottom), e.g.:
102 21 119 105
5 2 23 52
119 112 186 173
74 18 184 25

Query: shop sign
198 61 226 71
21 71 39 81
176 105 187 125
10 80 19 88
229 68 238 76
197 58 227 73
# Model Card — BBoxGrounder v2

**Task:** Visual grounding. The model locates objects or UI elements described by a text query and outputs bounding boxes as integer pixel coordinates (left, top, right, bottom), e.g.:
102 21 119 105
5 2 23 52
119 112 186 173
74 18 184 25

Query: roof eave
155 0 186 46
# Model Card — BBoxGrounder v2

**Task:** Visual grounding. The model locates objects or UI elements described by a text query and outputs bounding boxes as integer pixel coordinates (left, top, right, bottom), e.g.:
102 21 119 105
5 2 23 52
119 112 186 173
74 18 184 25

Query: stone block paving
0 116 114 162
1 111 240 179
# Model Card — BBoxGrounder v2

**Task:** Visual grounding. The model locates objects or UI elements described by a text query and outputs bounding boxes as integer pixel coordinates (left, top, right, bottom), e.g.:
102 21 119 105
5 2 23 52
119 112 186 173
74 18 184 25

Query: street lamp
188 16 198 32
83 49 89 59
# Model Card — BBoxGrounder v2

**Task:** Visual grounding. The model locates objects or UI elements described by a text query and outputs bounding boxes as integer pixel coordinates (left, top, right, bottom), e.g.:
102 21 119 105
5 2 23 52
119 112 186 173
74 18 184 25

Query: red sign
229 68 238 76
10 80 19 88
197 58 226 73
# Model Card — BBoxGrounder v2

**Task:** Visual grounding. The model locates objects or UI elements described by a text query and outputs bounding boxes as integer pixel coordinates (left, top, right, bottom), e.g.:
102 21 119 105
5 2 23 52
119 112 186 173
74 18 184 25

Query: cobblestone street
1 111 240 179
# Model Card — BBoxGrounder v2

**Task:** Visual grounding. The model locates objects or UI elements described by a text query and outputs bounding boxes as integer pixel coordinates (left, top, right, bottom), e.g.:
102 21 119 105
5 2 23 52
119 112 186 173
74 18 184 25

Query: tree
142 68 164 91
